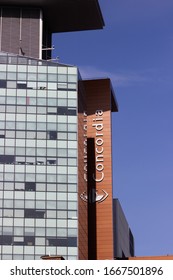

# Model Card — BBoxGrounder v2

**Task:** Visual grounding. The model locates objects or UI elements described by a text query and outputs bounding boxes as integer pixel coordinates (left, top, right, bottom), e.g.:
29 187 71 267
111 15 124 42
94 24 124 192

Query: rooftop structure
0 0 104 60
0 0 104 33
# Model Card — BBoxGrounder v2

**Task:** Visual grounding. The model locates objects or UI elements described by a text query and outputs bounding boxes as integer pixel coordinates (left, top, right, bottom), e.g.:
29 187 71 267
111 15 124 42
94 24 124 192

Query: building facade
113 199 134 259
0 0 133 260
0 52 79 259
83 79 118 260
0 0 105 260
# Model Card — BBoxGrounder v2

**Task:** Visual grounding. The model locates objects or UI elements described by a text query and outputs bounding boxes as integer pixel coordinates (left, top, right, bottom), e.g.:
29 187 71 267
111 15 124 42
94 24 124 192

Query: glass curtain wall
0 52 78 260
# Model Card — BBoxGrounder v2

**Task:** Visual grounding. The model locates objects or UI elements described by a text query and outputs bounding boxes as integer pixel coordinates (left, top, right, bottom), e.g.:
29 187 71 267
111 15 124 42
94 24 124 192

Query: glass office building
0 0 105 260
0 52 78 259
0 1 133 260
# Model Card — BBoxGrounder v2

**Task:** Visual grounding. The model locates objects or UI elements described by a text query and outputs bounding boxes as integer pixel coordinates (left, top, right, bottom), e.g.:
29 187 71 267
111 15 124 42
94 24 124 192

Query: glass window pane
7 72 17 80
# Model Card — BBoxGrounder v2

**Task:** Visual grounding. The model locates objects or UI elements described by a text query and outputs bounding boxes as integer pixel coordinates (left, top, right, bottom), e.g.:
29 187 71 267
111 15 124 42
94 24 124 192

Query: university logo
80 189 108 203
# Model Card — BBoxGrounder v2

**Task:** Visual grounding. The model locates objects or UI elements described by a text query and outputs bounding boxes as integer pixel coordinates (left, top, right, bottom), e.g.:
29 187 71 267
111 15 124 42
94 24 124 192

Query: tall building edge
77 77 88 260
81 78 118 259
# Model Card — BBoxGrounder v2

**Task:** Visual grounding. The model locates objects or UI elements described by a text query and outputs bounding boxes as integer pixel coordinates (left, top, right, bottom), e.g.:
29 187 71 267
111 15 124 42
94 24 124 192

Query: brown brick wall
0 7 40 58
83 79 115 260
78 79 88 259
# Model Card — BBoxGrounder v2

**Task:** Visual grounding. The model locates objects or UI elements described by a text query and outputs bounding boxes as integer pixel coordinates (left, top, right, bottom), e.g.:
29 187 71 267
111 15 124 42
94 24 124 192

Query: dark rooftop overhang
0 0 105 33
82 78 119 113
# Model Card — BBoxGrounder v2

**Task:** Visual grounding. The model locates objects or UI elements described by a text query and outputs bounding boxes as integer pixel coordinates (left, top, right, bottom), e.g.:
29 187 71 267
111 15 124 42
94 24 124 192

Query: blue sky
53 0 173 257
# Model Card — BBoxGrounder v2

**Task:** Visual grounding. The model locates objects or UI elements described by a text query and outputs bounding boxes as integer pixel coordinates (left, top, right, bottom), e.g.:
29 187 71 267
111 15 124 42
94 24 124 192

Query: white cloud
79 65 148 87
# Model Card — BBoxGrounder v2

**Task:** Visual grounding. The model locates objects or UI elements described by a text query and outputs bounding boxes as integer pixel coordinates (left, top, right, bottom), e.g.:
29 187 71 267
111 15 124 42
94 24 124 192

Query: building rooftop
0 0 104 33
83 78 118 112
